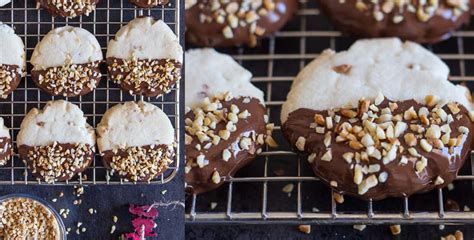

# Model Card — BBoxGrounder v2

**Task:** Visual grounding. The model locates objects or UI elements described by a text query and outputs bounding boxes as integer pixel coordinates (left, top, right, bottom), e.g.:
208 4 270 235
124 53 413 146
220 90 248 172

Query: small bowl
0 193 67 240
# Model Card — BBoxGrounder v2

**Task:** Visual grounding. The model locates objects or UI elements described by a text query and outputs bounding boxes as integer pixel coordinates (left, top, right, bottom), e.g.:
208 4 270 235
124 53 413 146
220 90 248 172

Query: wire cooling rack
185 0 474 224
0 0 182 185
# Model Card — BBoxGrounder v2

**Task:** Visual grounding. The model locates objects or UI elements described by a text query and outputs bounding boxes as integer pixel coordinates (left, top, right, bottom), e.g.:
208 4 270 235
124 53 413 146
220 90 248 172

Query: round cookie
0 117 12 167
0 0 11 7
0 23 25 99
17 100 95 183
317 0 471 43
281 38 474 201
31 26 103 97
185 49 275 194
185 0 298 47
129 0 168 8
106 17 183 97
36 0 100 18
96 101 175 182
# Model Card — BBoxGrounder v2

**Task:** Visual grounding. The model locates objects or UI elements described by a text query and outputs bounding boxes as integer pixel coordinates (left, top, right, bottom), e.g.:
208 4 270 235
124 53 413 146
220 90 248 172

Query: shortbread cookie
185 0 298 47
36 0 99 18
0 23 25 99
185 49 275 194
129 0 168 8
17 100 95 183
0 117 12 166
281 38 474 200
96 101 175 182
0 0 11 7
107 17 182 97
317 0 470 43
31 26 103 97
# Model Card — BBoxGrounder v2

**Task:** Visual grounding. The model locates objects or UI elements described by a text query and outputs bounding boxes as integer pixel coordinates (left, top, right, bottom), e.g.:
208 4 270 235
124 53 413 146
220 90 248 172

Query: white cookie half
31 26 103 70
185 48 264 110
0 0 10 7
106 17 183 63
281 38 473 123
0 23 25 71
0 117 9 138
97 101 175 152
17 100 95 147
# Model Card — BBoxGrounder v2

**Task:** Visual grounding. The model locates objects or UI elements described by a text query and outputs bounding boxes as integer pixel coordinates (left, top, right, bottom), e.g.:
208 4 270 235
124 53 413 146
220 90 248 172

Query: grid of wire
0 0 181 185
185 1 474 224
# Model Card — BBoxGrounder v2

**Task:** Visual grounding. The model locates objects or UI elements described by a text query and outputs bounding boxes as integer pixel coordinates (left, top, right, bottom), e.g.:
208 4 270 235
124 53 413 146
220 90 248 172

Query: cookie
31 26 103 97
36 0 99 18
185 0 298 47
0 23 25 99
106 17 183 97
185 49 275 194
317 0 470 43
0 117 12 167
17 100 96 183
129 0 168 8
281 38 474 200
96 101 175 182
0 0 10 7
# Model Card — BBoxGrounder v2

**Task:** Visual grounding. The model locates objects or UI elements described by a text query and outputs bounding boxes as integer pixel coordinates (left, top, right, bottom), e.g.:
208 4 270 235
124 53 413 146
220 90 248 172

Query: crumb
312 207 320 212
298 225 311 234
88 208 94 214
353 225 366 232
51 198 57 203
463 205 470 212
161 190 167 195
210 202 217 210
447 183 454 191
390 225 401 235
110 225 116 234
282 183 294 196
113 215 118 223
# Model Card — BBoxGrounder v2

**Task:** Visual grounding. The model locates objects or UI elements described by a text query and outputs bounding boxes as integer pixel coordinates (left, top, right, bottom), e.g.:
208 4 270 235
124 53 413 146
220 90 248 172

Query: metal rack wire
185 1 474 224
0 0 181 185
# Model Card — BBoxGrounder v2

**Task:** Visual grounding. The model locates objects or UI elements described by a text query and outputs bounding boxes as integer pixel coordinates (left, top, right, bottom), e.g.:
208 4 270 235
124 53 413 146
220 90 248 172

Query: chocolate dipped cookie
185 49 275 194
185 0 298 47
36 0 99 18
0 23 25 99
106 17 183 97
281 38 474 200
17 100 96 183
96 101 175 182
129 0 168 8
31 26 103 97
0 117 12 167
317 0 470 43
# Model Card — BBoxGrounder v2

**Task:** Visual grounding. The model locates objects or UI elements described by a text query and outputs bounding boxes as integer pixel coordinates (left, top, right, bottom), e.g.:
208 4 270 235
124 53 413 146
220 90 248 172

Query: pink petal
129 204 159 218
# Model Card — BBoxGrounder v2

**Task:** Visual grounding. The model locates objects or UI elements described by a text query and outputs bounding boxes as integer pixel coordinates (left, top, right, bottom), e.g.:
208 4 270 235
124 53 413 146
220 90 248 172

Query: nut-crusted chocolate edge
18 142 94 183
282 96 474 200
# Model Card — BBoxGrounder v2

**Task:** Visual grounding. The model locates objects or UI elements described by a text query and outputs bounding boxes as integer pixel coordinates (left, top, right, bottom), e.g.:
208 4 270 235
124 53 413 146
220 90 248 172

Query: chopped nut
282 183 294 194
298 225 311 234
321 149 332 161
434 176 445 185
333 192 344 204
420 139 433 152
425 95 438 106
341 109 358 118
354 164 363 185
314 114 325 125
390 225 401 235
211 170 221 184
295 137 306 151
353 224 366 232
349 140 364 150
307 153 317 163
332 64 352 74
222 149 231 161
358 175 378 195
404 133 417 146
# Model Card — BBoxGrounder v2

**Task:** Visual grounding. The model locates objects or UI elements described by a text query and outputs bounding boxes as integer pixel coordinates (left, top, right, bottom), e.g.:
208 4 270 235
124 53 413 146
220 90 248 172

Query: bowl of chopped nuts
0 194 66 240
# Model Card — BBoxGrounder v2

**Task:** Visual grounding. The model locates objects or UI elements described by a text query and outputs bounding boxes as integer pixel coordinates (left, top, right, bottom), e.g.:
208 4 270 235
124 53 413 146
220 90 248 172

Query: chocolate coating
0 137 12 167
31 61 102 97
37 0 100 18
0 64 22 99
101 144 174 182
18 143 94 183
185 0 298 47
129 0 169 8
282 99 474 201
106 57 181 97
317 0 471 43
185 97 267 194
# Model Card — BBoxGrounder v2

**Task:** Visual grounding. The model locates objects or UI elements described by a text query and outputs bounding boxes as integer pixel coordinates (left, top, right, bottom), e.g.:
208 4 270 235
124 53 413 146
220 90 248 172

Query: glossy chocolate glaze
282 99 474 200
185 97 267 194
37 0 100 18
0 64 22 99
18 143 94 182
101 144 174 182
317 0 471 43
31 61 102 97
129 0 169 8
106 57 181 97
0 137 12 167
186 0 298 47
